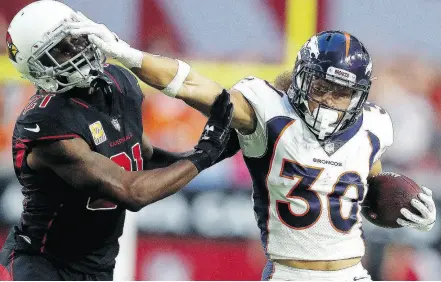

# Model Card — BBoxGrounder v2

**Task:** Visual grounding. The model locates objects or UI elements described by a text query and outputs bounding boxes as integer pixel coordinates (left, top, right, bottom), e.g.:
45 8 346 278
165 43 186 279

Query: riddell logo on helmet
327 67 356 84
6 32 19 63
334 69 349 78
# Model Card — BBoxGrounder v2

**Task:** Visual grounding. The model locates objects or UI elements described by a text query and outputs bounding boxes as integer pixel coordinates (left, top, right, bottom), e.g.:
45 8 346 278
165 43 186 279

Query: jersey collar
318 113 364 156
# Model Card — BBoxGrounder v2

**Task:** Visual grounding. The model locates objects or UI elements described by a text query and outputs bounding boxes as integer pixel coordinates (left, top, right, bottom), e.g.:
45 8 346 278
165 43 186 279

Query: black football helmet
287 30 373 139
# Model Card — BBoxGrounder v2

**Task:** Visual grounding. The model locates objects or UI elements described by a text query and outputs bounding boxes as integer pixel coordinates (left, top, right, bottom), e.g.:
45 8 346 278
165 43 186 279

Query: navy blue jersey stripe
367 130 380 169
243 116 295 257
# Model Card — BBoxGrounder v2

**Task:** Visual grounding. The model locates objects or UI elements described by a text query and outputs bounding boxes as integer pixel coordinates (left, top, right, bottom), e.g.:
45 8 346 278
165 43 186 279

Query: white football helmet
6 0 105 93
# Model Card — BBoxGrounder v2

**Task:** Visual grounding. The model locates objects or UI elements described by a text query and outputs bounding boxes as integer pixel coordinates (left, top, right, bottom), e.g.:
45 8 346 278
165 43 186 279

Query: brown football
361 172 422 228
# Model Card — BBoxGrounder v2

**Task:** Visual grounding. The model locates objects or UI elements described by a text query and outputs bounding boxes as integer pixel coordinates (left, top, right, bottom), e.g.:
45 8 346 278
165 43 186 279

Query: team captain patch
89 121 107 145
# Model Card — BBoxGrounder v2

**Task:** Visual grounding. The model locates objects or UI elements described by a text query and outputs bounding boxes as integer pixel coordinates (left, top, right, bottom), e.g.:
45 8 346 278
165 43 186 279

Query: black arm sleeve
145 129 241 170
144 147 194 170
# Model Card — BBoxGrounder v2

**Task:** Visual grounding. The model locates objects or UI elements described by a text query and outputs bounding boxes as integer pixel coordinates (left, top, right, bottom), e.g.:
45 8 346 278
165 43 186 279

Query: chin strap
311 108 339 140
318 110 338 139
90 70 113 94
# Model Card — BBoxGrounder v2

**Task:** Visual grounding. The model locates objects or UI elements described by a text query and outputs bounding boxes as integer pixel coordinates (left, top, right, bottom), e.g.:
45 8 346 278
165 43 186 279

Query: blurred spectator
380 244 441 281
380 245 418 281
428 73 441 166
0 83 34 169
0 13 7 53
429 71 441 126
370 57 437 169
142 92 206 151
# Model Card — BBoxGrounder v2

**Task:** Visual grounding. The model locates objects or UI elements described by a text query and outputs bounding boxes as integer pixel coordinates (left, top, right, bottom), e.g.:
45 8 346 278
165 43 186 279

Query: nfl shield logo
324 142 335 154
111 118 121 131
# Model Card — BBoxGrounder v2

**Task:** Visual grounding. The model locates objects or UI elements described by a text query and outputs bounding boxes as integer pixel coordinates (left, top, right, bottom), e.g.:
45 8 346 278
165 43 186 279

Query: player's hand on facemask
187 90 234 172
396 186 436 232
65 12 143 69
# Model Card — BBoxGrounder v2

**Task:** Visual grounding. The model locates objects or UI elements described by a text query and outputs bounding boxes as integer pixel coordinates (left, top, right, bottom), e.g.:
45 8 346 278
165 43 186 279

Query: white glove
65 12 143 69
396 186 436 232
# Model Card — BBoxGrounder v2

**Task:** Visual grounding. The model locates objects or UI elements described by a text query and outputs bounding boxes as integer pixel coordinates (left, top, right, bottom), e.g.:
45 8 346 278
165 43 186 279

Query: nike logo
24 124 40 133
18 234 32 244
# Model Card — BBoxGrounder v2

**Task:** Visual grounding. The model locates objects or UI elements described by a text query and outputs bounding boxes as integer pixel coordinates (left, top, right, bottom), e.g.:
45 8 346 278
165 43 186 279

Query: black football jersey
8 64 144 273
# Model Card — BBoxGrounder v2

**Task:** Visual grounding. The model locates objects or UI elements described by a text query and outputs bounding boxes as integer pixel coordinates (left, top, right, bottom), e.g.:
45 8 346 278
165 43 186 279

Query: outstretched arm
141 127 241 170
28 138 198 212
130 54 257 133
67 14 257 134
27 91 234 212
135 55 257 134
140 134 194 170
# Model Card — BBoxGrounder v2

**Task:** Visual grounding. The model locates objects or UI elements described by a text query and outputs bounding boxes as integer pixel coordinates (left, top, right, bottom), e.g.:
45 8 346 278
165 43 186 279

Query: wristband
186 150 212 173
161 60 191 98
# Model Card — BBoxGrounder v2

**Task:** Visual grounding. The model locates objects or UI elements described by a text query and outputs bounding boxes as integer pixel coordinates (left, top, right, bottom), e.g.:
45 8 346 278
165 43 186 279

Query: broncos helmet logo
6 32 19 62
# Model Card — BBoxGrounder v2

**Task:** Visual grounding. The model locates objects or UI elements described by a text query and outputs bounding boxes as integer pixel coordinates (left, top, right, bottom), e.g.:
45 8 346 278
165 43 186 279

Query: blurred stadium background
1 0 441 280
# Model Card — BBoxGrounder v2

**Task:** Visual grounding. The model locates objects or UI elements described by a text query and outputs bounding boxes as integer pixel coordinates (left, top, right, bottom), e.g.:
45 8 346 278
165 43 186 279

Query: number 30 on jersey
276 159 364 233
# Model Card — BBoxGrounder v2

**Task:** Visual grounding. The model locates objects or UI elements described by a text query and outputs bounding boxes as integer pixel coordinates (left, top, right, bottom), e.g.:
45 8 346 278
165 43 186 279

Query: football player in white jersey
68 14 437 281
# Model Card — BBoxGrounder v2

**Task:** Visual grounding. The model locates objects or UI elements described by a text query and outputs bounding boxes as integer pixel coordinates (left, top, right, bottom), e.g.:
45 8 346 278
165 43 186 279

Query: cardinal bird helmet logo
6 32 19 63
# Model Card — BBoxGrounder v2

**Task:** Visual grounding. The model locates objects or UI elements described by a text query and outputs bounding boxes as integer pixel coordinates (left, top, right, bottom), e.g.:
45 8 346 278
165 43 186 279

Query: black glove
215 128 240 164
187 90 233 172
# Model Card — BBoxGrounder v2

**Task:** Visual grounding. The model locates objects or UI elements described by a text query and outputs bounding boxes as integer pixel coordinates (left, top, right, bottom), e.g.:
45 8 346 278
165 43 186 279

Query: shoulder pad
232 76 285 121
232 77 290 157
15 94 85 143
232 76 284 99
17 93 68 123
363 102 394 160
103 64 144 104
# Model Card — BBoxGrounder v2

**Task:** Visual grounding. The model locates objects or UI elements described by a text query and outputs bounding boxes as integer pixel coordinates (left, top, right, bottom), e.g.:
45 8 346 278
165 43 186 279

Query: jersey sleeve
14 95 88 145
231 76 283 158
363 102 394 163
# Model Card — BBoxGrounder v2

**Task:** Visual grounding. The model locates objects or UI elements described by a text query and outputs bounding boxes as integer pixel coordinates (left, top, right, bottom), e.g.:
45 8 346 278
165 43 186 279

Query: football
361 172 422 228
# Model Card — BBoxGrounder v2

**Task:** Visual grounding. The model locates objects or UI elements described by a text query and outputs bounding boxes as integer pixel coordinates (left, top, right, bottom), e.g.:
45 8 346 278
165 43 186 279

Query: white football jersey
233 77 393 261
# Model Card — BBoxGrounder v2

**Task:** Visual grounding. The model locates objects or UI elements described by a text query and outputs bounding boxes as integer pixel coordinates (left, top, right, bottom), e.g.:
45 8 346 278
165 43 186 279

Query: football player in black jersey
0 1 239 280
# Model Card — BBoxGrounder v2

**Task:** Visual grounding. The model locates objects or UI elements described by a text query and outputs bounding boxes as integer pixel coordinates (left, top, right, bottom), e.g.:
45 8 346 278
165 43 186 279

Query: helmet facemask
26 22 105 93
288 65 370 139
